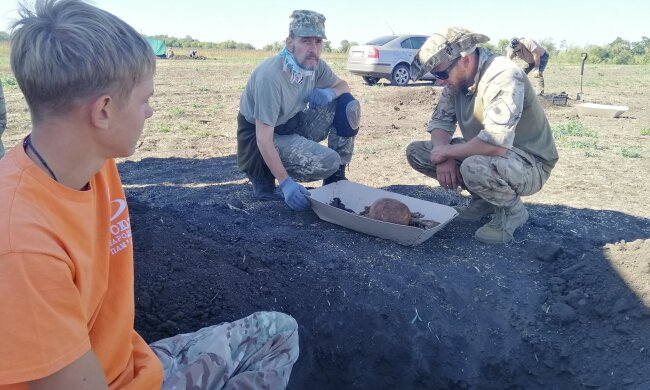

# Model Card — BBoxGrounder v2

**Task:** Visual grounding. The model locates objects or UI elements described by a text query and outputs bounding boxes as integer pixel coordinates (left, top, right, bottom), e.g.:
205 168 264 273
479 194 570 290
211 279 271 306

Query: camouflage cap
289 10 327 39
410 26 489 81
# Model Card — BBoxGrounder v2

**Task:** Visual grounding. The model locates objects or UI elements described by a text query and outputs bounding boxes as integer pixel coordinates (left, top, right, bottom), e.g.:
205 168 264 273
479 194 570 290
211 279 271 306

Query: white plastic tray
575 103 629 118
308 181 458 246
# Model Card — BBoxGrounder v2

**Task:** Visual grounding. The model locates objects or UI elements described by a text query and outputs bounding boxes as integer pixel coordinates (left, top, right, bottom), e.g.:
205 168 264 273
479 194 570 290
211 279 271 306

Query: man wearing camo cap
406 27 558 244
508 37 549 95
237 10 361 211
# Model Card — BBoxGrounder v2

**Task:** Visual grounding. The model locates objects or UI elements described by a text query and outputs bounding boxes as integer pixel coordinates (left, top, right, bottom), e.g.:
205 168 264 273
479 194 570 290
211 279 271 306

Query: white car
346 34 435 86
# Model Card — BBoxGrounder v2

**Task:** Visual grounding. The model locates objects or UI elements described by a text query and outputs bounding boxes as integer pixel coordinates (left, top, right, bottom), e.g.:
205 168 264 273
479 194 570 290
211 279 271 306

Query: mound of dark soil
121 157 650 389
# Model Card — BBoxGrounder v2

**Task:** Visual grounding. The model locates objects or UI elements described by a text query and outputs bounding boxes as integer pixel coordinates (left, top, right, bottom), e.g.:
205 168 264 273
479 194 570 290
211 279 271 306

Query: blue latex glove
304 88 336 108
279 177 312 211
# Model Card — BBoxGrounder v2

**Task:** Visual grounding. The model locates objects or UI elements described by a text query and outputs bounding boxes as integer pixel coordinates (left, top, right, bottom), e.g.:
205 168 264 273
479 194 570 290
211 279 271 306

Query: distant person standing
509 37 549 95
237 10 361 210
0 81 6 159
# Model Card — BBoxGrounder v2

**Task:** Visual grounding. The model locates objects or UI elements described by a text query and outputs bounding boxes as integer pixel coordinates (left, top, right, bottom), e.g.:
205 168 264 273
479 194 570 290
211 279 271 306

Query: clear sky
1 0 647 49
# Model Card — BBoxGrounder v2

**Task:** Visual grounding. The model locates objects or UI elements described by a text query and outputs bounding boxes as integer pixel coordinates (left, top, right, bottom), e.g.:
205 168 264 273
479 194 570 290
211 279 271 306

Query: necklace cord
23 135 59 182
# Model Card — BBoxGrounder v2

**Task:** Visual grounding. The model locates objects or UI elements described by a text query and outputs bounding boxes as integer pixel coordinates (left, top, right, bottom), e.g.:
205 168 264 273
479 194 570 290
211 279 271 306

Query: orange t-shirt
0 144 162 389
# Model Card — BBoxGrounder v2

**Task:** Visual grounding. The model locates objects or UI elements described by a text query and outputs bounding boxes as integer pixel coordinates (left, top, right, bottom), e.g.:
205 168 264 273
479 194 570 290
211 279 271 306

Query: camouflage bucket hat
289 10 327 39
410 26 489 81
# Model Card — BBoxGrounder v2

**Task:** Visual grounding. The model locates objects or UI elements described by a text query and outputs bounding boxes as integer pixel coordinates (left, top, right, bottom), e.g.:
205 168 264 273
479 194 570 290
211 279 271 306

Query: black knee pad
333 93 360 137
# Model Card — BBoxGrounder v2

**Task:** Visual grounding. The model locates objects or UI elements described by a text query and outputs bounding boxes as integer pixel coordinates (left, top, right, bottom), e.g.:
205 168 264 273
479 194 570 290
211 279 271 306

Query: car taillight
367 47 379 58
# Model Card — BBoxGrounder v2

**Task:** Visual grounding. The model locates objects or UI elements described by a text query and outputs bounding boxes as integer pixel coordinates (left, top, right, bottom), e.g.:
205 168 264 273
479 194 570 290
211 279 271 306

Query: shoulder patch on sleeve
486 98 514 126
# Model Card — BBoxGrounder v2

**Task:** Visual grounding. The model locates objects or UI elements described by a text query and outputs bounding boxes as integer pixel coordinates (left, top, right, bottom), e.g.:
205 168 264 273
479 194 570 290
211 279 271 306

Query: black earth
121 156 650 390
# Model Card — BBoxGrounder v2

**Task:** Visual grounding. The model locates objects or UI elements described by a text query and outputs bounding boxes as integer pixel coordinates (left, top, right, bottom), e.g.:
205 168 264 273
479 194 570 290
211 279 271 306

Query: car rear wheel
391 64 410 86
362 76 380 85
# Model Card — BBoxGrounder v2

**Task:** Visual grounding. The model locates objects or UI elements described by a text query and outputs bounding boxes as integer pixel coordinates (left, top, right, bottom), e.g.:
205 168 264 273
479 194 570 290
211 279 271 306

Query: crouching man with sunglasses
405 27 559 244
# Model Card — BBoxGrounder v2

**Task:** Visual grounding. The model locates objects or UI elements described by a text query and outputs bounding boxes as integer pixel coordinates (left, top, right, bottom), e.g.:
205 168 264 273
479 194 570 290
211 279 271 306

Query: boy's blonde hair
11 0 156 121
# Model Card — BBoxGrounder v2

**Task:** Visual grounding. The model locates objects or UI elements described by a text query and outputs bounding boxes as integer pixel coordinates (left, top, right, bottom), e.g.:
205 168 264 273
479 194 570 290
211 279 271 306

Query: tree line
2 31 648 64
484 37 650 65
155 33 650 65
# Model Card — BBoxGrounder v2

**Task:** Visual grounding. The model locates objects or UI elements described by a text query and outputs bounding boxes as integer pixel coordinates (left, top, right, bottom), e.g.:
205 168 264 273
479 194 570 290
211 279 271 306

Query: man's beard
299 56 320 70
446 80 470 97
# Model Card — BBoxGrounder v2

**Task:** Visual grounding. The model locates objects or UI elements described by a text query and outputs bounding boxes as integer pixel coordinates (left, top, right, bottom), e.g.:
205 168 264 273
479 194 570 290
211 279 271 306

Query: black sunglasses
430 57 460 80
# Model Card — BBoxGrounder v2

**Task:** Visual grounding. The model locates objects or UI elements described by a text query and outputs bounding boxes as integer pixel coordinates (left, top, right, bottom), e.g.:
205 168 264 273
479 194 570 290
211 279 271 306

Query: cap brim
294 29 327 39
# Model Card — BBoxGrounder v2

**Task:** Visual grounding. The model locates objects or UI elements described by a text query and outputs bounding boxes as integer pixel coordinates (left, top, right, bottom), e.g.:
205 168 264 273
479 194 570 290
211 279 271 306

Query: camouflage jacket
427 48 558 171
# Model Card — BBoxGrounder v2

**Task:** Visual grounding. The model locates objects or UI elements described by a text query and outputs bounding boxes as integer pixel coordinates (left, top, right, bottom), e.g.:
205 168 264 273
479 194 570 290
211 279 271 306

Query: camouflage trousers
150 311 299 390
406 138 550 208
274 101 355 182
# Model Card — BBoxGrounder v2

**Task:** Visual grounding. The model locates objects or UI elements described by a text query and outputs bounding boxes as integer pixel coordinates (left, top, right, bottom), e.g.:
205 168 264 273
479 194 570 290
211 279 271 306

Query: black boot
250 176 282 201
323 165 347 186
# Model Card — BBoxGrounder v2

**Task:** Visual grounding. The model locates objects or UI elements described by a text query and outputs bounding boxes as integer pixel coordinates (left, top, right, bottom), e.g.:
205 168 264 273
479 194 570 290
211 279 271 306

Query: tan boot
474 200 529 244
456 196 495 221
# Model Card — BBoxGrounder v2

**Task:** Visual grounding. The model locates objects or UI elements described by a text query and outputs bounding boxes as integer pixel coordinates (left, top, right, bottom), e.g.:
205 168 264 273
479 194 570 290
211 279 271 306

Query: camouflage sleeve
0 82 6 132
476 60 525 148
425 87 457 134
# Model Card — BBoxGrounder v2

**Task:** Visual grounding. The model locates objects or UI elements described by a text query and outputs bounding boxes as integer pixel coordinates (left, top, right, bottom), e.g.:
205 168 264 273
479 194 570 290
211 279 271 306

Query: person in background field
237 10 361 211
0 1 299 389
508 37 549 96
0 81 6 159
406 27 558 244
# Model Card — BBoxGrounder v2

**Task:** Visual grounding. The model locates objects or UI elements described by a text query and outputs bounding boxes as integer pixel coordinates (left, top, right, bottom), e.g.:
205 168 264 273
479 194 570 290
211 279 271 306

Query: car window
400 38 414 49
411 36 427 49
366 36 397 46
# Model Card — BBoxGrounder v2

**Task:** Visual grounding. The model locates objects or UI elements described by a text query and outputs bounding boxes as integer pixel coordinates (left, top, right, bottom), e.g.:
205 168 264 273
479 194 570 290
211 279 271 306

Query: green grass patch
552 121 597 138
158 123 172 133
562 139 604 150
641 128 650 136
619 146 642 158
552 120 601 150
1 74 17 88
169 107 186 116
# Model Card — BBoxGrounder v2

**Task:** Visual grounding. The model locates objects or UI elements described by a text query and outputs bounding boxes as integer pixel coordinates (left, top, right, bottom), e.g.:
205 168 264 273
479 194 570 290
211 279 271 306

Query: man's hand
430 144 452 165
304 88 336 108
434 159 462 190
533 69 542 78
279 177 311 211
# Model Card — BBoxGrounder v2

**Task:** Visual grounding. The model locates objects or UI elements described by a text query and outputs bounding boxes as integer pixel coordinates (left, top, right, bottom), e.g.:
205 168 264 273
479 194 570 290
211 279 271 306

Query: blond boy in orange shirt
0 1 298 389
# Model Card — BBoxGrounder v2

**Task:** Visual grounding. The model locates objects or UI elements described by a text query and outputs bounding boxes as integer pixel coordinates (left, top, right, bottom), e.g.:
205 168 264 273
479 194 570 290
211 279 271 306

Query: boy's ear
89 95 112 129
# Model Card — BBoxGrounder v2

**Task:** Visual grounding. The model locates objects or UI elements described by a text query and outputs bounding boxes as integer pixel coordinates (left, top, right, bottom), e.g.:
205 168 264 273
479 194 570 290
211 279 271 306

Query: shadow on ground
119 156 650 389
